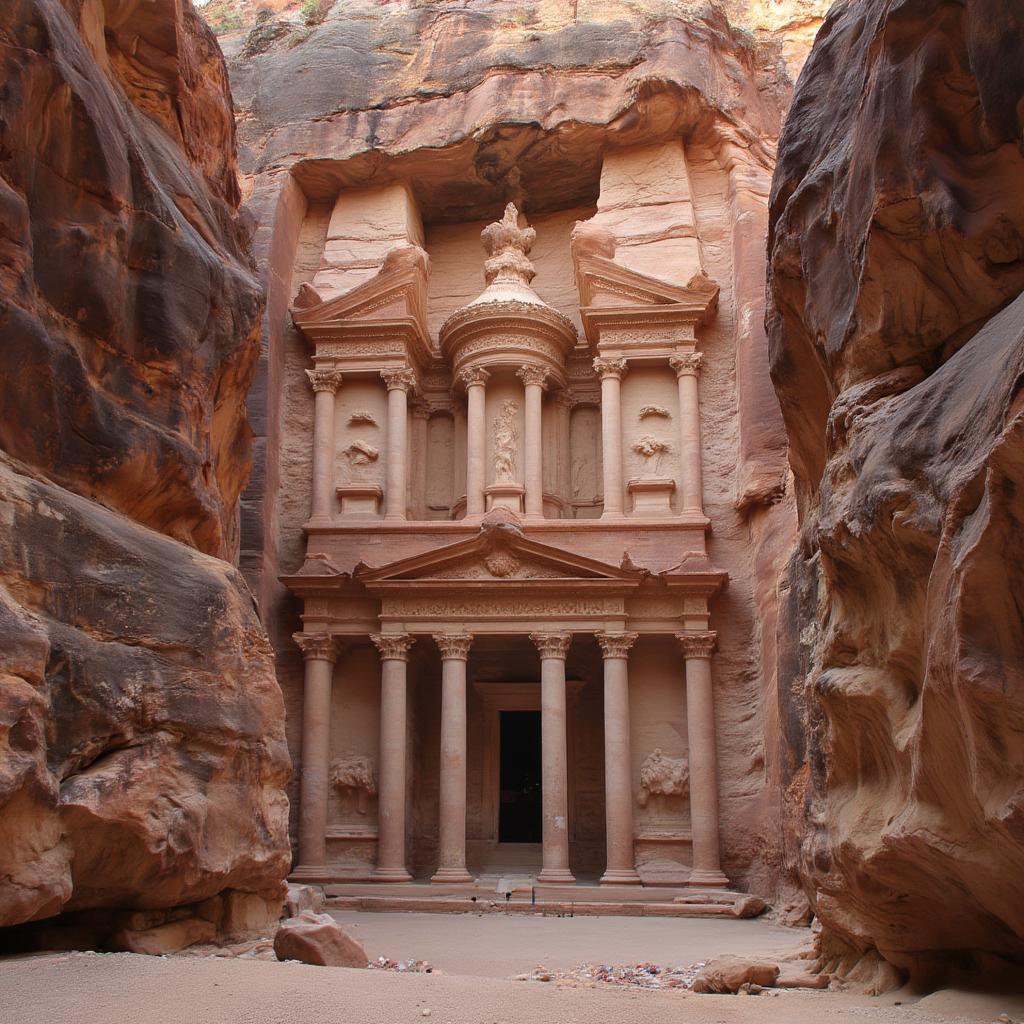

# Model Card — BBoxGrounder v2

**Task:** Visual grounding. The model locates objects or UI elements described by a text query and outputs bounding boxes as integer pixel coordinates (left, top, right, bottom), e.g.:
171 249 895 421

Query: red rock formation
768 0 1024 989
0 0 289 939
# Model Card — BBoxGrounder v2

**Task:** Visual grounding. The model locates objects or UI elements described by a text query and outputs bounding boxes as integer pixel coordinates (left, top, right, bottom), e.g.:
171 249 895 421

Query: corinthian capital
669 352 703 378
593 357 627 380
516 365 549 389
530 632 572 659
380 366 417 393
677 630 717 659
370 633 415 661
293 631 339 663
458 366 491 389
595 631 638 659
306 368 343 394
433 633 473 660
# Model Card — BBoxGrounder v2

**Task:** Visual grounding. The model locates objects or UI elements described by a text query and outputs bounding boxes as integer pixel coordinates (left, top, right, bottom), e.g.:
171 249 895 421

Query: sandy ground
2 913 1022 1024
329 908 807 976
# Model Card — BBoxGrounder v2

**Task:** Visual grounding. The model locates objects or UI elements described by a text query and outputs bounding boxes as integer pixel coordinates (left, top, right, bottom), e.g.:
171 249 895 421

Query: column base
687 868 730 887
536 868 576 885
600 868 642 885
289 864 331 882
430 867 475 884
371 866 413 883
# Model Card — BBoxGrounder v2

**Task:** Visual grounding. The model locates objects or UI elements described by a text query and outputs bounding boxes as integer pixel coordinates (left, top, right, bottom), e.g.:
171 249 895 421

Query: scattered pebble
371 956 433 973
512 960 706 990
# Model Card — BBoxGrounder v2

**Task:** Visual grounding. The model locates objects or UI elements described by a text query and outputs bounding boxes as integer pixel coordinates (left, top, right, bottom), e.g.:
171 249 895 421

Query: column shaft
293 633 337 872
371 634 414 882
411 402 430 520
679 631 728 887
518 366 547 518
531 633 575 884
382 368 414 521
671 354 704 514
306 369 342 521
594 359 626 517
461 369 489 516
597 632 640 884
555 393 572 517
432 634 474 883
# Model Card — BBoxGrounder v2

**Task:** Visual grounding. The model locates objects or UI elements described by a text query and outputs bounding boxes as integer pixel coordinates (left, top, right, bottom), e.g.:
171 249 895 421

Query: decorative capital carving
530 632 572 659
458 366 491 389
293 631 338 663
380 366 417 393
677 630 717 658
370 633 415 661
596 631 638 659
410 398 432 420
669 352 703 378
433 633 473 660
306 368 343 394
516 365 549 389
593 357 627 380
552 388 574 410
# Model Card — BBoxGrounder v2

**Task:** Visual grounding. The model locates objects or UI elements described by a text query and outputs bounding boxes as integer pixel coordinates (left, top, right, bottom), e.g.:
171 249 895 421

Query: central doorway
498 710 542 843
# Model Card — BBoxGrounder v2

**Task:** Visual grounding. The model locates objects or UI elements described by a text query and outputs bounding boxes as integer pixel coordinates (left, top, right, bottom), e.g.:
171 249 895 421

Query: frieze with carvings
316 341 407 358
383 597 624 618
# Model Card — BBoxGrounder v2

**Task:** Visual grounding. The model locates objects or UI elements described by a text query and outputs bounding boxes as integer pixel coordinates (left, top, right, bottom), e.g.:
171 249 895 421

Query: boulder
691 956 781 993
273 912 369 968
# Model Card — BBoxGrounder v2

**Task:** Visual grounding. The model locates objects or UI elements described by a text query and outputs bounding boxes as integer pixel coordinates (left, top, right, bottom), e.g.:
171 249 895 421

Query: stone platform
322 879 763 919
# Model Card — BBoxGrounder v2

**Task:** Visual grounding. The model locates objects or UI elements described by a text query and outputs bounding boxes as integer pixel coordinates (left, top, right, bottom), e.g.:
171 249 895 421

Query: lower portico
284 513 731 896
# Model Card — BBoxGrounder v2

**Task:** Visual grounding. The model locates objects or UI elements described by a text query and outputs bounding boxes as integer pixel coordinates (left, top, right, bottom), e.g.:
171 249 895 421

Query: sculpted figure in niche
638 748 689 807
493 399 519 483
632 434 672 476
343 440 379 482
331 753 376 814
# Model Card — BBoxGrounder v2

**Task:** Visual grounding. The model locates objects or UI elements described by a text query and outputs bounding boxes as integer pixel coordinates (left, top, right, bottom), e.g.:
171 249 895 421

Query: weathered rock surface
768 0 1024 989
274 911 369 968
691 955 780 993
0 0 289 938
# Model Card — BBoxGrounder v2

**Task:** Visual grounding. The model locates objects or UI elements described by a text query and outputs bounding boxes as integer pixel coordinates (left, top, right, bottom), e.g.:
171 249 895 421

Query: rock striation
0 0 289 941
768 0 1024 990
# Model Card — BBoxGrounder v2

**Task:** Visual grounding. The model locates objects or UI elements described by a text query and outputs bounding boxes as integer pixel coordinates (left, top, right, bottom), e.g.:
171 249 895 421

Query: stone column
459 367 490 516
596 631 641 884
516 365 548 519
293 632 338 871
431 633 474 883
677 631 728 887
594 357 627 518
370 633 415 882
381 367 416 521
410 398 431 520
554 390 572 517
529 632 576 884
305 368 343 522
669 352 704 515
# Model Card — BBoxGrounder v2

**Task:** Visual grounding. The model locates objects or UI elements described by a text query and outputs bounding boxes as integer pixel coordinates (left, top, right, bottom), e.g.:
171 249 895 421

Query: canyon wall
0 0 289 943
768 0 1024 989
226 0 825 894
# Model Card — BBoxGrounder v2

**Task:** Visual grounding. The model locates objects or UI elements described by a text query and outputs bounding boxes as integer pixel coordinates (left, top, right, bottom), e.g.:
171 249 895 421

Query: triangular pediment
357 519 643 585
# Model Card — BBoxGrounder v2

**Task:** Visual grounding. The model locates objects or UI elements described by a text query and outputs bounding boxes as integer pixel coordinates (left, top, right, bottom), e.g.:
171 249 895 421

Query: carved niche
331 753 377 815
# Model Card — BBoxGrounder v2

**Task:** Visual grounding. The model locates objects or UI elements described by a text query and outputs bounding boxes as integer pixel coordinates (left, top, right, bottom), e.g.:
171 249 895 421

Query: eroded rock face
768 0 1024 987
0 0 289 935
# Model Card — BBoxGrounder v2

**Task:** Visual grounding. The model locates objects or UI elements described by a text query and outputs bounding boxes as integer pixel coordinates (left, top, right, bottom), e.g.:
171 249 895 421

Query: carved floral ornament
516 364 549 389
380 366 417 392
433 633 473 660
305 368 343 394
596 631 638 658
677 630 717 658
458 366 491 389
669 352 703 377
293 631 339 662
370 633 415 661
530 632 572 659
593 356 628 380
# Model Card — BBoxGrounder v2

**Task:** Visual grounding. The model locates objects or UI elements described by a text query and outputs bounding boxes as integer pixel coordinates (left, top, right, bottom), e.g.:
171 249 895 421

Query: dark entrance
498 710 543 842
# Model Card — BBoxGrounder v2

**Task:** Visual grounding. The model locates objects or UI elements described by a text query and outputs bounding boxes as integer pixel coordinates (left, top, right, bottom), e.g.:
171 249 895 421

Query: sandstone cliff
0 0 290 940
768 0 1024 990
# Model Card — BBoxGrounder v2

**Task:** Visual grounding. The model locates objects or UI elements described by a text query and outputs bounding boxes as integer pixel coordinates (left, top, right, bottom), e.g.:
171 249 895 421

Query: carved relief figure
343 440 379 481
632 434 672 475
493 399 519 482
638 405 671 420
638 748 689 806
331 753 377 815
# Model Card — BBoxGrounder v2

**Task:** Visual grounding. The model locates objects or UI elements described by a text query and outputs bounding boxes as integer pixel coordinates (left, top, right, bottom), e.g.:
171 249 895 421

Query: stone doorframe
472 680 585 855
